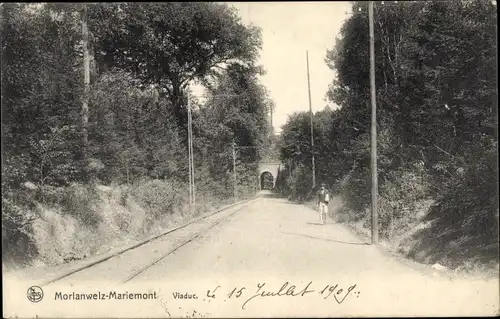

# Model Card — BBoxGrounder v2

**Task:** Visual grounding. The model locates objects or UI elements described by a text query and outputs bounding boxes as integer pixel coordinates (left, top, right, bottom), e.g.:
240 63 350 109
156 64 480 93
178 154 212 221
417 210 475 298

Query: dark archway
260 171 274 190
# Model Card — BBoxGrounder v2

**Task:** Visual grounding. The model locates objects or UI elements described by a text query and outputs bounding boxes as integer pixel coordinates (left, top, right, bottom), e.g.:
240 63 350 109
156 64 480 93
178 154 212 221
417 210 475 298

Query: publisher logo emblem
27 286 44 303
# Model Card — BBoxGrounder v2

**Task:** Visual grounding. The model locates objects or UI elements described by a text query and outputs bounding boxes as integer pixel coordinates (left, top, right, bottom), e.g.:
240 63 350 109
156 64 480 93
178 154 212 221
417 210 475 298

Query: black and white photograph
2 1 499 318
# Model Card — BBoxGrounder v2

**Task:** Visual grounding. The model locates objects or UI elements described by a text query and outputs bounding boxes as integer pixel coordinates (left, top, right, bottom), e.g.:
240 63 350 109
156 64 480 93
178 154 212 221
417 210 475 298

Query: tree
87 3 262 128
279 0 498 265
1 2 272 269
1 3 84 187
194 63 272 198
88 70 186 184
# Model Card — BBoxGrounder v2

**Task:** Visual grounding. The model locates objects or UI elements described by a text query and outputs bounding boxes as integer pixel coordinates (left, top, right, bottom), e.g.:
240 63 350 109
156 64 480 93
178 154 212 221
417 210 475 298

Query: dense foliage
1 3 272 268
278 0 498 268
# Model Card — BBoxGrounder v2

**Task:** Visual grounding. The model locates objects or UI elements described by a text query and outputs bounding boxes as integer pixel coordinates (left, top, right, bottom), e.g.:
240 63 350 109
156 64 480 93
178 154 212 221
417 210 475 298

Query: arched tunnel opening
260 171 274 190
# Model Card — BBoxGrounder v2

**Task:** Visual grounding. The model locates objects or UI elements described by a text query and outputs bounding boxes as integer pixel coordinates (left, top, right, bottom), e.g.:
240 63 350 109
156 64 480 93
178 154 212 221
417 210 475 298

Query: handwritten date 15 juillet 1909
205 281 360 310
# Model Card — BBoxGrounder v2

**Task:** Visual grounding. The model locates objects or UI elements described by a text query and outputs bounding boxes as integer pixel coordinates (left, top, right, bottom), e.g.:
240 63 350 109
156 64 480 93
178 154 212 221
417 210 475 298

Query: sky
227 2 353 133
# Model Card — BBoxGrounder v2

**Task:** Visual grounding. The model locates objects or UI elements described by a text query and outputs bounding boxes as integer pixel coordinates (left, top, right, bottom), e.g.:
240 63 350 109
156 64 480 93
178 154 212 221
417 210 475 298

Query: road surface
4 192 499 318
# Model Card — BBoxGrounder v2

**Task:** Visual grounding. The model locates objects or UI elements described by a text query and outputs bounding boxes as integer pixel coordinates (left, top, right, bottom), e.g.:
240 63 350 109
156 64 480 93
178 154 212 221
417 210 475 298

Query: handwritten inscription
206 281 359 310
241 281 315 309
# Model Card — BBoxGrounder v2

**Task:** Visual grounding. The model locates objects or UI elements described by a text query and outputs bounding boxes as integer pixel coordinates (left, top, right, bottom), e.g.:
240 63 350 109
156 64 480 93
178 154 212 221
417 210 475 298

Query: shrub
55 183 102 227
378 164 433 240
2 192 39 269
128 179 187 232
3 175 259 270
285 165 313 200
405 145 499 267
339 165 371 221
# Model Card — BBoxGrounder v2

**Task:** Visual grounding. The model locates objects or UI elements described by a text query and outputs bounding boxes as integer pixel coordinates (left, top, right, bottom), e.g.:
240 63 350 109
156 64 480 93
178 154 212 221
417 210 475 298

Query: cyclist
316 183 330 225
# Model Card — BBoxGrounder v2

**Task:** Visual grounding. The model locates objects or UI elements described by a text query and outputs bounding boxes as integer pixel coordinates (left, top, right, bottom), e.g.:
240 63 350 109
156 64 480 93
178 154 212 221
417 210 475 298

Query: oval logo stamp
27 286 44 303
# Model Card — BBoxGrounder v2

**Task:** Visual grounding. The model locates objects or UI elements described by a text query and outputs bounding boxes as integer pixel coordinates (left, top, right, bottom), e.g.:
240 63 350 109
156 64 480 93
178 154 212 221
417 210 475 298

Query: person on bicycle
317 183 330 225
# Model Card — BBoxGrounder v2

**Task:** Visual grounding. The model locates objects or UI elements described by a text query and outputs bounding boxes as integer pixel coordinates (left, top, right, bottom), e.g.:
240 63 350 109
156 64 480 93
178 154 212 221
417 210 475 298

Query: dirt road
4 192 499 318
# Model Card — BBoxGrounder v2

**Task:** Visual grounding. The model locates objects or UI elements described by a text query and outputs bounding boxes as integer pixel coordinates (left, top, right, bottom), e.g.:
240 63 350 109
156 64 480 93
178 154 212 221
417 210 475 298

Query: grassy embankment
301 169 499 279
2 180 251 272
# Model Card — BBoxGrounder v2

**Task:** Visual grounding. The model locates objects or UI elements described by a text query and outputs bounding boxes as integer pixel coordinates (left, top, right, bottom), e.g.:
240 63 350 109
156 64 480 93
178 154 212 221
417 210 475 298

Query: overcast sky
189 2 353 133
230 2 352 133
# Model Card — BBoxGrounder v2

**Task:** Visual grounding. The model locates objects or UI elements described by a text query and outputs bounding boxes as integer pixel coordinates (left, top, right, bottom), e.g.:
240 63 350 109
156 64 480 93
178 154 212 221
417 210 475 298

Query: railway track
39 196 262 287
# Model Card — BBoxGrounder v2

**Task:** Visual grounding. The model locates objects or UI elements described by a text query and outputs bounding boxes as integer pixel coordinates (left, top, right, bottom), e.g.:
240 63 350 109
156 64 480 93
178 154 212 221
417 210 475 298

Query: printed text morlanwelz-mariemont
54 291 159 301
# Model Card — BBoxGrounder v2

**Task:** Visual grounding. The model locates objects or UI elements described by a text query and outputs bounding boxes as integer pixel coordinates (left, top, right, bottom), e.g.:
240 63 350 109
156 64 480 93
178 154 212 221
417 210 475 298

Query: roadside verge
7 195 261 287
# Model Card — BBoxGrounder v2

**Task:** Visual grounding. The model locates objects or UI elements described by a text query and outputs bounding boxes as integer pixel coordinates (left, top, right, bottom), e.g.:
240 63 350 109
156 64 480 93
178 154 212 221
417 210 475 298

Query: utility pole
190 98 196 207
270 104 273 129
187 95 192 208
306 50 316 188
189 93 240 203
269 102 275 134
257 174 260 192
187 95 195 209
190 107 196 207
232 140 237 202
369 1 379 245
82 4 90 153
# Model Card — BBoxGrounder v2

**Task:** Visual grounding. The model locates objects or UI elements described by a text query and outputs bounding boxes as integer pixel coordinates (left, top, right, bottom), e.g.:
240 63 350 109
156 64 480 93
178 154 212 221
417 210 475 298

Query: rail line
40 196 261 287
121 200 256 283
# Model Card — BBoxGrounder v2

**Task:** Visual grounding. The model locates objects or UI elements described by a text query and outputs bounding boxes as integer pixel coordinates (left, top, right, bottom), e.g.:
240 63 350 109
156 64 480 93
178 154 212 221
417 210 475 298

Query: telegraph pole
82 4 90 151
232 140 237 202
269 102 275 133
187 95 195 209
187 95 192 208
270 105 273 129
190 99 196 207
306 50 316 188
189 93 241 203
368 1 379 245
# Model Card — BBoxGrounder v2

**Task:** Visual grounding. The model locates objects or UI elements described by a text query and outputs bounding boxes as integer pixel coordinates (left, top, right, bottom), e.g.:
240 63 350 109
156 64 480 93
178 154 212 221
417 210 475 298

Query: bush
2 192 39 269
3 175 259 271
37 183 102 227
339 165 371 221
128 179 187 232
285 165 313 200
378 164 433 240
404 145 499 267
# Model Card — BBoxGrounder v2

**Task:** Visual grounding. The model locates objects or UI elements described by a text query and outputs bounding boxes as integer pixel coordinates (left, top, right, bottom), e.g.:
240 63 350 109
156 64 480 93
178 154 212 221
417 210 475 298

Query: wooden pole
232 140 237 202
82 4 90 153
187 95 193 209
189 100 195 207
306 50 316 188
369 1 379 245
